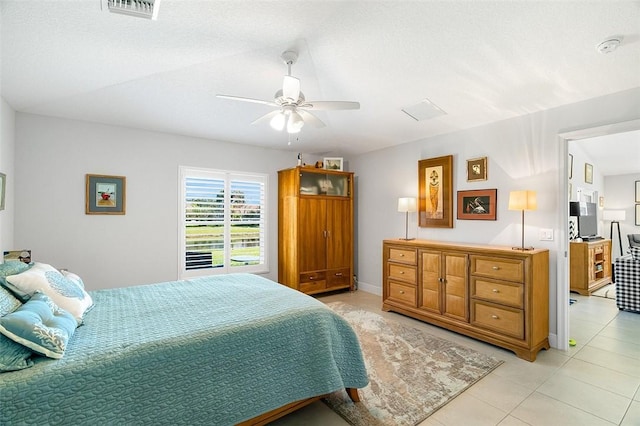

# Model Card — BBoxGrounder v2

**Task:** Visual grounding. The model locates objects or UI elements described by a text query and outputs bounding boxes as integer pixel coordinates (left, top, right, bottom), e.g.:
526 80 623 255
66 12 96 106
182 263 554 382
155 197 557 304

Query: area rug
324 302 503 426
592 283 616 299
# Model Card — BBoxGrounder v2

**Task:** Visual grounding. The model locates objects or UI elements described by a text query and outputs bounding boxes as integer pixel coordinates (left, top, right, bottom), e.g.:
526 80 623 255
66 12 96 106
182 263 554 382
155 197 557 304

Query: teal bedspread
0 273 368 425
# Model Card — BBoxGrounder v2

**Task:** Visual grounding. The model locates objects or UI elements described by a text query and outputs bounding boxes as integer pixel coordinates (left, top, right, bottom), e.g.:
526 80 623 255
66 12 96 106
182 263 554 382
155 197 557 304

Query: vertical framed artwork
85 174 126 215
636 204 640 226
419 155 453 228
0 172 5 211
584 163 593 184
635 180 640 203
456 189 497 220
466 157 487 181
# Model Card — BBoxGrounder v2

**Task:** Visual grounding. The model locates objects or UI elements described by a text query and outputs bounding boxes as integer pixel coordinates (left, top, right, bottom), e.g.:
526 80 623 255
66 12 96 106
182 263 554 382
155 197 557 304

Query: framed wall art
636 180 640 203
456 189 497 220
85 174 126 215
637 204 640 226
0 172 5 211
323 157 343 171
418 155 453 228
585 163 593 184
466 157 487 181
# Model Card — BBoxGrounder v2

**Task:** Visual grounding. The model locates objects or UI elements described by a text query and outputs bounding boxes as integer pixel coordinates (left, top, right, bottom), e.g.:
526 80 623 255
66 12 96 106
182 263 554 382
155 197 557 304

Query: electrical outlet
539 229 554 241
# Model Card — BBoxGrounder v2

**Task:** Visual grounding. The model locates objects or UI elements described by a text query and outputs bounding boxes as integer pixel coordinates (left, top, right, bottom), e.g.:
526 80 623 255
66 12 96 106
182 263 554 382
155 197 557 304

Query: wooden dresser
569 239 612 296
382 239 550 361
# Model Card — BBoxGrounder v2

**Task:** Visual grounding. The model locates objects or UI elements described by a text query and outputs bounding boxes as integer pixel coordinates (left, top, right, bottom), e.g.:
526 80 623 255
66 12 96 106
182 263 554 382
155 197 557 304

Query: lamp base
512 246 534 251
400 237 415 241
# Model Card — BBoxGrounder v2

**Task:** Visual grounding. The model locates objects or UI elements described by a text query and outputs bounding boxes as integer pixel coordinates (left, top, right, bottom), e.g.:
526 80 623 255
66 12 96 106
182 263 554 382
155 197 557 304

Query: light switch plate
539 229 554 241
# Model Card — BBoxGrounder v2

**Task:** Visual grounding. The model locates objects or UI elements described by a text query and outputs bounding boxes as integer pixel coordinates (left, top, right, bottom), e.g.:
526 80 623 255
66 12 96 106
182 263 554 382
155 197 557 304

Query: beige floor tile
466 373 534 412
574 346 640 378
429 393 508 426
588 334 640 361
509 392 614 426
557 358 640 399
598 324 640 346
491 350 568 390
537 374 631 424
621 400 640 426
417 416 446 426
497 416 532 426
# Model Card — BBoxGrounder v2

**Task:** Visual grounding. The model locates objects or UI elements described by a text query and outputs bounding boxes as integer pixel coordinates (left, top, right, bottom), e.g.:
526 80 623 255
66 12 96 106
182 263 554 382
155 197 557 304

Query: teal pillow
0 333 34 372
0 286 22 317
0 292 77 359
0 261 31 278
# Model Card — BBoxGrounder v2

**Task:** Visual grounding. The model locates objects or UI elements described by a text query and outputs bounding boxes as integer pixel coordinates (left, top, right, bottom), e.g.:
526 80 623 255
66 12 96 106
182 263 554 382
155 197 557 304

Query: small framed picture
585 163 593 184
635 180 640 203
466 157 487 181
85 174 126 215
637 204 640 226
457 189 497 220
0 172 5 211
324 157 343 171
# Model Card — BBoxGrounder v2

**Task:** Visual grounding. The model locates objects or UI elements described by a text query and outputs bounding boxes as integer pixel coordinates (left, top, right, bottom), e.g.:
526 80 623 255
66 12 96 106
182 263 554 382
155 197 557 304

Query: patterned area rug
592 283 616 299
324 302 502 426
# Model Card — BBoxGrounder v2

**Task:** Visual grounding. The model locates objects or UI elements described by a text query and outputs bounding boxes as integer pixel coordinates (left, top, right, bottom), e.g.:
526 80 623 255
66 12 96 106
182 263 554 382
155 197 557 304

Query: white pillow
4 263 93 325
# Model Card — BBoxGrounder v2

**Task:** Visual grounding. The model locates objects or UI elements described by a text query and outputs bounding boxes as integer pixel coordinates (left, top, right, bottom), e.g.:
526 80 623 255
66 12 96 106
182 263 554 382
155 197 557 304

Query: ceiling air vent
106 0 161 20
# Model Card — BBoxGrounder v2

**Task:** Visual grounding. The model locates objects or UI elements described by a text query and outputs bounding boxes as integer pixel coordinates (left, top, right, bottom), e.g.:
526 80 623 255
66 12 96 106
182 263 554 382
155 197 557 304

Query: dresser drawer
388 263 416 284
471 301 524 339
388 281 417 306
471 256 524 282
327 268 351 288
471 277 524 309
300 271 326 283
388 247 417 265
300 280 327 293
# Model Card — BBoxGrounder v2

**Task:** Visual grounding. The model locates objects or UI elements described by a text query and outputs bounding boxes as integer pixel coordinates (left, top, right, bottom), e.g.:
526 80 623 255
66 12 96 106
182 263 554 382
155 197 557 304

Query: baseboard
548 333 558 349
356 280 382 296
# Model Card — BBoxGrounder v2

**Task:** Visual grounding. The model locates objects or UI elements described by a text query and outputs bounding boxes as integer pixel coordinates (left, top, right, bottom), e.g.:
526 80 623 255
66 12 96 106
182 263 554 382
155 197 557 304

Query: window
179 166 267 278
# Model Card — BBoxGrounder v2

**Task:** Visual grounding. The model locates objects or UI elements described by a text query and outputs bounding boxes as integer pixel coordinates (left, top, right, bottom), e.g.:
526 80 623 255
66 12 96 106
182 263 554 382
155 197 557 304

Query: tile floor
271 290 640 425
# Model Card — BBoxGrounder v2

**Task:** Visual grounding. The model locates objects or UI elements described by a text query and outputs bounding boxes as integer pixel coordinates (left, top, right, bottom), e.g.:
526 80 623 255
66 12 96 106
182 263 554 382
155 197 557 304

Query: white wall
13 113 298 289
604 172 640 259
0 97 15 254
351 87 640 345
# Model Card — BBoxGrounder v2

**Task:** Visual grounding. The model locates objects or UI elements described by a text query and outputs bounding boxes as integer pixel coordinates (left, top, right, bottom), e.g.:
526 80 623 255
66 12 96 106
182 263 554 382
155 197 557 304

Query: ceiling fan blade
251 110 282 126
298 110 326 128
216 94 278 107
282 76 300 102
299 101 360 111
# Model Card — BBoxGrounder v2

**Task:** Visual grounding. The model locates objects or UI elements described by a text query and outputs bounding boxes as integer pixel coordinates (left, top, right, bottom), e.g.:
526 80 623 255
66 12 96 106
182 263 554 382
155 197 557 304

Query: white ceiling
1 0 639 159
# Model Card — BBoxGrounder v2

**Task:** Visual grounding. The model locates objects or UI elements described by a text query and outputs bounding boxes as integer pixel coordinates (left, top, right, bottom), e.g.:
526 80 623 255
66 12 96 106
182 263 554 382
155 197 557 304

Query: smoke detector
596 37 622 54
105 0 161 20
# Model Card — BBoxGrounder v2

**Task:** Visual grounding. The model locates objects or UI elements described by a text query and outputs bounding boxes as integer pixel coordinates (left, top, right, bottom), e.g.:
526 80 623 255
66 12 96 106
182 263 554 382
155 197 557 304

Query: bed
0 271 368 425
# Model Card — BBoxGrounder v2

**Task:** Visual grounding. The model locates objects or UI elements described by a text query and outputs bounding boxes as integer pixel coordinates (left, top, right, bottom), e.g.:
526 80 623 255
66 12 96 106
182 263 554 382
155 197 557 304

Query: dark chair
185 251 213 270
628 234 640 249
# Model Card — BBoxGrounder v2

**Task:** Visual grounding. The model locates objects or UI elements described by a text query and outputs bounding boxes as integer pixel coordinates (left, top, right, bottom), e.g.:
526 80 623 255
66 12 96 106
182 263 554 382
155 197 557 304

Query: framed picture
456 189 497 220
585 163 593 184
568 154 573 179
85 174 126 215
3 249 31 264
0 172 5 211
466 157 487 181
637 204 640 226
323 157 343 171
419 155 453 228
636 180 640 203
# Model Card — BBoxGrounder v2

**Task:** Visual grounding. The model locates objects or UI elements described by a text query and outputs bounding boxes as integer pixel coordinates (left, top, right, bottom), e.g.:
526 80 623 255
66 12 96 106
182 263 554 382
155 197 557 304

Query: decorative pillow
0 286 22 317
4 263 93 325
0 292 76 359
60 270 85 289
0 261 32 287
631 246 640 260
0 333 34 372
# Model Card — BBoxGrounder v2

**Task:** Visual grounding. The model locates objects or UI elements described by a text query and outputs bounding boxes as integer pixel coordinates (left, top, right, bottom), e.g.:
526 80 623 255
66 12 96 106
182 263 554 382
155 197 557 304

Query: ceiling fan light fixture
287 111 304 134
270 112 286 131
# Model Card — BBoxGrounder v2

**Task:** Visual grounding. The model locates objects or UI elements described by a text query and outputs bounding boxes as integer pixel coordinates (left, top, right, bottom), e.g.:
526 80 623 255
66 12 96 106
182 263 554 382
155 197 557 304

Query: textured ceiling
1 0 639 160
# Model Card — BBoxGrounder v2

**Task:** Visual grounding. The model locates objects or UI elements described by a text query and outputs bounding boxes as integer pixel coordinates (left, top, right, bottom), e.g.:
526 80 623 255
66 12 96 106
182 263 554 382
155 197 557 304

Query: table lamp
397 197 417 240
603 209 625 257
508 190 537 250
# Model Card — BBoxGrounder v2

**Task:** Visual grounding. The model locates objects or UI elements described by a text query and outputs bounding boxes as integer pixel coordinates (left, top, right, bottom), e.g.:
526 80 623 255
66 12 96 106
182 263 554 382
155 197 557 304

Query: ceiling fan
216 50 360 134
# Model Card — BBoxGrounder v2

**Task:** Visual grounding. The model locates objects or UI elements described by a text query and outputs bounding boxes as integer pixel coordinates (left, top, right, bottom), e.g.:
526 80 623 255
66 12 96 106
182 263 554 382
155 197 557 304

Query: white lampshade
603 210 626 221
269 112 286 131
287 110 304 134
397 197 417 213
508 190 537 211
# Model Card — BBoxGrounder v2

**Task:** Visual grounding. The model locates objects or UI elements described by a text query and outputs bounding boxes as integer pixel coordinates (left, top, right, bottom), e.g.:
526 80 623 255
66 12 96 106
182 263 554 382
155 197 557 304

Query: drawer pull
399 290 405 294
309 276 314 280
492 289 499 293
491 315 499 319
399 253 405 257
399 271 405 274
492 266 500 270
335 272 343 276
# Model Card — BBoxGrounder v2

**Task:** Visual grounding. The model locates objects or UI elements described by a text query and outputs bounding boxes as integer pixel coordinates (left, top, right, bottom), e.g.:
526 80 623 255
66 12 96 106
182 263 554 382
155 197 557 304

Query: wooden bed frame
240 387 360 425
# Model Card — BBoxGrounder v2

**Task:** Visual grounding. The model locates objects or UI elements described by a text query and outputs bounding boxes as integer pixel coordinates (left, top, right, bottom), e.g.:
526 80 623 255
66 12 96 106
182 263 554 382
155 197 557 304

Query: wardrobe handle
491 315 499 319
492 266 500 270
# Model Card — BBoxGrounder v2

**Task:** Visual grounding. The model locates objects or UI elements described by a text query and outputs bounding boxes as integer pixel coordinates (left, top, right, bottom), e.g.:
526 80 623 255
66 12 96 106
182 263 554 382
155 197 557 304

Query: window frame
178 166 268 279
